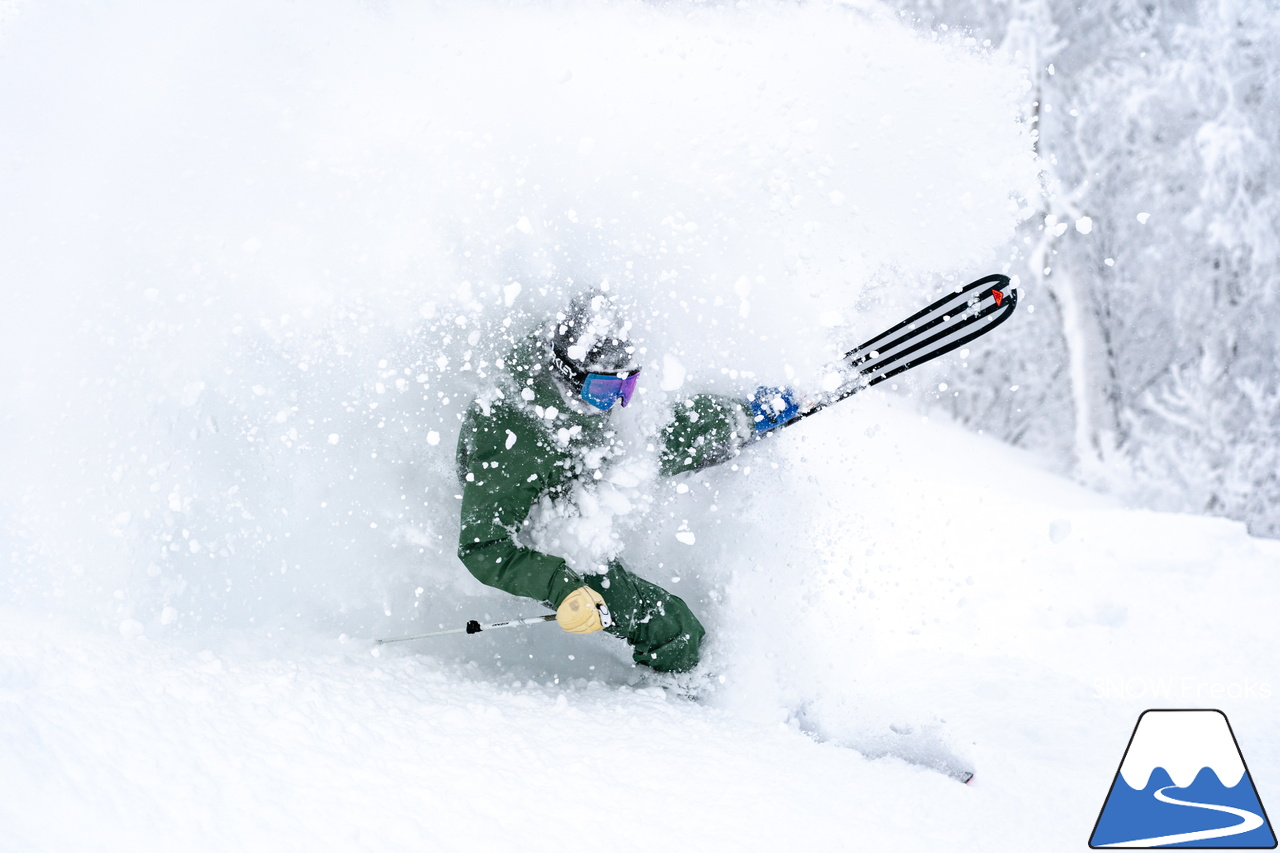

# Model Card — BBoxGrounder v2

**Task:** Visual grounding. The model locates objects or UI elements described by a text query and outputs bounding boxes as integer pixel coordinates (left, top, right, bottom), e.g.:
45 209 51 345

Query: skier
455 289 800 673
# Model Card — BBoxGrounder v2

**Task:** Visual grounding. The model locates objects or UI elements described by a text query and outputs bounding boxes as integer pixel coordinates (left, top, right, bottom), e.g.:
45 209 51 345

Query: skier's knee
637 602 705 673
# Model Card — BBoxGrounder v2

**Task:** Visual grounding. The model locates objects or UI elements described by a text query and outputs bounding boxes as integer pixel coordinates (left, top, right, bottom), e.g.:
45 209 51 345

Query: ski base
786 273 1017 427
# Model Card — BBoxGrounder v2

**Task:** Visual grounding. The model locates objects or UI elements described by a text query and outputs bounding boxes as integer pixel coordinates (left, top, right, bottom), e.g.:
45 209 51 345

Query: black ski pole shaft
375 614 557 645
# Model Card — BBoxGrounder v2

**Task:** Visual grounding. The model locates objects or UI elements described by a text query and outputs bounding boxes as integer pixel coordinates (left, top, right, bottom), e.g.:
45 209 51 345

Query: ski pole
374 614 557 645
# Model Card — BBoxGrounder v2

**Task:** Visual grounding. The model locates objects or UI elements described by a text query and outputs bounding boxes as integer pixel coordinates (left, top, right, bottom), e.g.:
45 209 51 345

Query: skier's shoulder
458 341 561 455
460 387 534 443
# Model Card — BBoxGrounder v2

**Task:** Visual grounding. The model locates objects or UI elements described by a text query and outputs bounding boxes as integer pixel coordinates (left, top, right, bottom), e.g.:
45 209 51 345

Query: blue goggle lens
580 371 641 410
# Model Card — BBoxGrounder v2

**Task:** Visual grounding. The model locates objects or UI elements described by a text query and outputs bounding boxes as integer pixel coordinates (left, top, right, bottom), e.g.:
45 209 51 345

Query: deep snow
5 399 1280 852
2 1 1277 851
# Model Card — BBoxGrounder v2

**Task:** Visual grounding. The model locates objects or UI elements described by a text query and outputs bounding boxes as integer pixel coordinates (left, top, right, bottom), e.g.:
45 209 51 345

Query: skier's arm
657 386 802 476
658 394 754 476
456 413 583 608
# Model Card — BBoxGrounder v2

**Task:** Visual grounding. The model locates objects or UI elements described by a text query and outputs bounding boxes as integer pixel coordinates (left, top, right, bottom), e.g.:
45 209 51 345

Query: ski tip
960 771 975 785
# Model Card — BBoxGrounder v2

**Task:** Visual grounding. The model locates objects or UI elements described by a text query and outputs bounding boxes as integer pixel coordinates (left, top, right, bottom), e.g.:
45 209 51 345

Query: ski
790 705 978 784
788 274 1017 426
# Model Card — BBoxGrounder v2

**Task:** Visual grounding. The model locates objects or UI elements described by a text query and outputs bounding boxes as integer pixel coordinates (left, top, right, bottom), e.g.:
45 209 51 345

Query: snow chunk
733 276 751 317
503 281 522 306
516 216 533 234
660 355 686 391
180 382 206 407
505 429 518 450
426 431 440 446
1074 216 1093 234
676 530 696 545
1136 212 1151 224
328 434 340 445
606 466 640 488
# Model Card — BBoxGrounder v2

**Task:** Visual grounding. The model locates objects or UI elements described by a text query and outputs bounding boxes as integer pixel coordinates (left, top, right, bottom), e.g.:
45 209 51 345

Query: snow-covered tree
908 0 1280 535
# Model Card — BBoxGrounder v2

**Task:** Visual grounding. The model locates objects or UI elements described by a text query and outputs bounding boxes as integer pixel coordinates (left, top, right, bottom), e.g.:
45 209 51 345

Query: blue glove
748 386 800 433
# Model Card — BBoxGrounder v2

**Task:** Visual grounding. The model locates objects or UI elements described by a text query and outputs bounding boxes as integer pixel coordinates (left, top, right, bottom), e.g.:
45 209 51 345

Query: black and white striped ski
789 274 1017 426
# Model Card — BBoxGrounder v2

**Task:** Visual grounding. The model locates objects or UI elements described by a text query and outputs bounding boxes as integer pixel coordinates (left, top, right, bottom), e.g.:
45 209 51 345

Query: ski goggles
579 370 641 410
552 352 641 411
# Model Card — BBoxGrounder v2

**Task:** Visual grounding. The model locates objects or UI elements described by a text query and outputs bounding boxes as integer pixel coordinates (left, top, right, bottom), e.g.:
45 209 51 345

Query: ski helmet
549 290 641 411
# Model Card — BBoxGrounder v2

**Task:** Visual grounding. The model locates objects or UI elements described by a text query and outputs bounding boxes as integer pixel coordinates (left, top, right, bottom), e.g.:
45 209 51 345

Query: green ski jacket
456 333 752 610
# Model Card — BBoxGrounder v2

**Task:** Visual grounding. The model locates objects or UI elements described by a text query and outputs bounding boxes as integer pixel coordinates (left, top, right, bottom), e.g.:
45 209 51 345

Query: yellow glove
556 586 611 634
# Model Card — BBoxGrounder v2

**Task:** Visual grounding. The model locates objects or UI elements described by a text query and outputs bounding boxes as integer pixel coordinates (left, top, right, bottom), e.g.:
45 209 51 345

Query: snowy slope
4 400 1280 852
3 2 1278 851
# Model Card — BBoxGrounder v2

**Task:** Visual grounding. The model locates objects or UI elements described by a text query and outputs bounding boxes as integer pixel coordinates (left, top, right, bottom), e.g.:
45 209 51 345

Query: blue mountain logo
1090 709 1276 848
